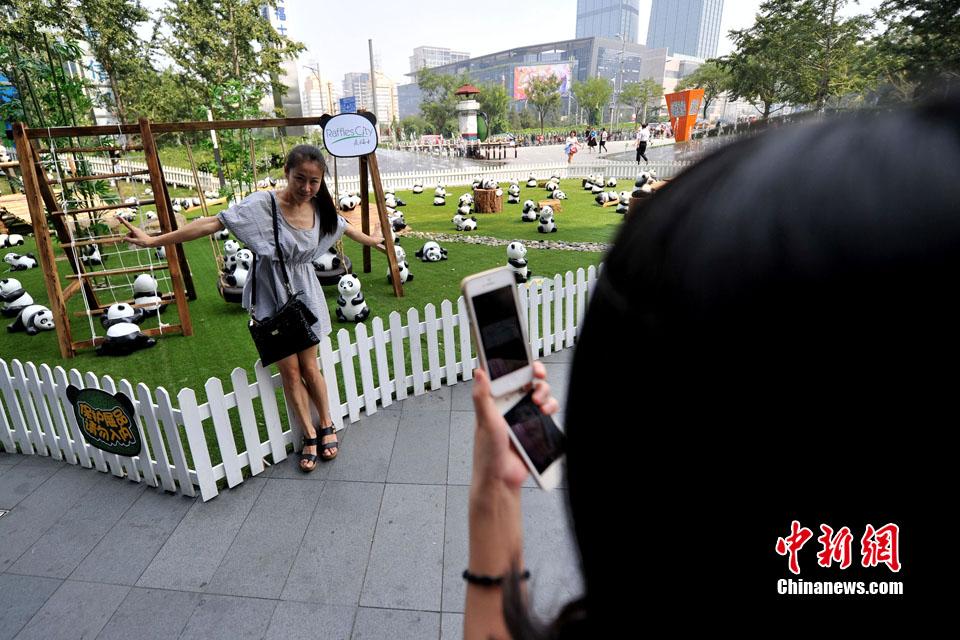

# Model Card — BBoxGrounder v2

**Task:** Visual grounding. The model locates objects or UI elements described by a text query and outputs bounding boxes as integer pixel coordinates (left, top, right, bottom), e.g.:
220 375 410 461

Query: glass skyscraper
646 0 724 60
575 0 641 43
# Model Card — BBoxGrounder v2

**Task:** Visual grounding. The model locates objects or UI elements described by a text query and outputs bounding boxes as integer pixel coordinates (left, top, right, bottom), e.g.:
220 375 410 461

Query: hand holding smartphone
462 267 565 490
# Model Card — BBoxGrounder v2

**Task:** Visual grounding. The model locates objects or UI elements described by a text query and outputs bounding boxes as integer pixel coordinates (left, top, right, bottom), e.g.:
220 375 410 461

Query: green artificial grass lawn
1 179 613 399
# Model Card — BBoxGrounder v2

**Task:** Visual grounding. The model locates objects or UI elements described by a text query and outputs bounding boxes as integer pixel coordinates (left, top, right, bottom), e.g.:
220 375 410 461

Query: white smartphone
461 266 565 490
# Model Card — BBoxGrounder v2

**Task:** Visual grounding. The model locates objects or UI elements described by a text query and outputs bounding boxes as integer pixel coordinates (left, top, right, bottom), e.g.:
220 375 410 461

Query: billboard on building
513 64 573 100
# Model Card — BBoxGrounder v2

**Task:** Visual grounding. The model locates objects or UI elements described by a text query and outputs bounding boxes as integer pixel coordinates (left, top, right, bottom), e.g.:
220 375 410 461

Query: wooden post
250 138 257 191
359 155 371 273
366 153 403 297
185 141 210 218
13 123 74 358
140 117 194 335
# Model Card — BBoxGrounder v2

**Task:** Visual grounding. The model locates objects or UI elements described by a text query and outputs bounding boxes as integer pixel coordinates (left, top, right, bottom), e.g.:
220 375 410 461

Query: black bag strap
270 192 295 298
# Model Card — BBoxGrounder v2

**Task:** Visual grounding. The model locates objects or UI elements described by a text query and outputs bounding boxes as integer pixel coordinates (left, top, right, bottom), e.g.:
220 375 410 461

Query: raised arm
118 214 224 248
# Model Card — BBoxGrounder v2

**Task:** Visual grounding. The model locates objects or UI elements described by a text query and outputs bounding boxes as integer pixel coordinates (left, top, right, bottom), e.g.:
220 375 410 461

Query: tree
417 67 469 137
525 75 562 137
71 0 151 124
571 77 613 125
676 60 731 116
478 83 510 134
875 0 960 97
399 115 431 138
619 78 664 124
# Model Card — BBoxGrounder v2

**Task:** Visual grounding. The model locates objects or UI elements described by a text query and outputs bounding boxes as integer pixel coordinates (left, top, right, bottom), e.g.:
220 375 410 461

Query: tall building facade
342 73 371 110
302 70 340 122
409 46 470 75
646 0 724 60
259 0 304 133
575 0 640 43
342 72 398 125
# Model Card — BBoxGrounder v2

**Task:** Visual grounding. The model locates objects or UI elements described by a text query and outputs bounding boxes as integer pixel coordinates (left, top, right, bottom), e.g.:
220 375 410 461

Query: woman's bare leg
297 347 338 459
276 354 318 470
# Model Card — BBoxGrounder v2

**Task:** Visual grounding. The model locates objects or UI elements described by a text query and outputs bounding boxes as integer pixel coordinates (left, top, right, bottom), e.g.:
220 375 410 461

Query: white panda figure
507 184 521 203
4 253 37 271
471 174 483 189
146 211 158 221
155 246 167 261
7 304 55 336
0 278 33 317
0 233 24 247
636 172 654 188
125 196 138 205
384 193 398 209
101 302 145 328
545 181 558 194
132 273 166 316
632 183 653 198
191 197 201 207
583 175 596 191
214 228 231 241
415 241 448 262
225 256 251 287
412 181 424 194
313 247 341 272
526 175 538 188
96 322 157 356
506 242 529 283
204 190 220 200
453 212 478 231
335 274 370 322
386 246 413 284
606 177 618 188
509 178 519 188
554 190 567 200
482 178 498 190
458 193 474 209
171 202 182 213
80 244 106 266
495 187 504 198
605 190 619 203
435 183 448 198
339 194 355 211
223 239 240 257
433 194 446 206
116 208 136 222
144 187 154 196
388 211 407 232
521 200 538 222
616 191 631 214
538 205 557 233
591 184 604 196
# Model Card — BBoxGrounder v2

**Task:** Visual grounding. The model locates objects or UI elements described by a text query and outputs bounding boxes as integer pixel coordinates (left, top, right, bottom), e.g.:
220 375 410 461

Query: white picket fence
330 160 691 195
82 157 221 192
0 266 600 501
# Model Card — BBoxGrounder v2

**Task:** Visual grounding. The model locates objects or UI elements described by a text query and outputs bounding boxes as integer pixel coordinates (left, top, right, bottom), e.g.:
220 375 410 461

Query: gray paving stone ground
0 354 581 639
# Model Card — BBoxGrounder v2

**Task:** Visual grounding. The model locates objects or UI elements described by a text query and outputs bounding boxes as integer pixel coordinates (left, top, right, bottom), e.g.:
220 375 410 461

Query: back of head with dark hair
285 144 339 236
519 99 959 635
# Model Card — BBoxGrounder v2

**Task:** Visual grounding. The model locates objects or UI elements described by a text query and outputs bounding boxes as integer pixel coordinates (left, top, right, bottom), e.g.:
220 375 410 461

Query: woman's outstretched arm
118 215 224 248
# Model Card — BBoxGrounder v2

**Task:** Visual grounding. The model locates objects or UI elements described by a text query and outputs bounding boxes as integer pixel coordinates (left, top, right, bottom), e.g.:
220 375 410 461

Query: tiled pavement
0 350 581 640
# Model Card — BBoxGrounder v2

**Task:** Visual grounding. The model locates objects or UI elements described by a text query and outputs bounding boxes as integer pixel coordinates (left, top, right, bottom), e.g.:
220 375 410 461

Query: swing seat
217 274 244 303
315 256 353 287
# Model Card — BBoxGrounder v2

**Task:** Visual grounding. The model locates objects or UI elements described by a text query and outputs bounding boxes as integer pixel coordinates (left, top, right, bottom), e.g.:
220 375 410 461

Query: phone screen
503 390 565 474
473 285 529 380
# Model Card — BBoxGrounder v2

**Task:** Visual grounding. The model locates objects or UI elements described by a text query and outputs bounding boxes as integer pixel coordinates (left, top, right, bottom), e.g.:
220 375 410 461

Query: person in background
598 127 608 155
636 122 650 164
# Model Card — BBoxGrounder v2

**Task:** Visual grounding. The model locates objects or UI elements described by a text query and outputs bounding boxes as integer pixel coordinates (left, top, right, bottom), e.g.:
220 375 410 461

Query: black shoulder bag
247 193 320 366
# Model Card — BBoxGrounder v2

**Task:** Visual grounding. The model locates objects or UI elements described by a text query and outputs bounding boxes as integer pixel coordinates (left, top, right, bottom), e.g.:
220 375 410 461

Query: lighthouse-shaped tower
455 84 481 146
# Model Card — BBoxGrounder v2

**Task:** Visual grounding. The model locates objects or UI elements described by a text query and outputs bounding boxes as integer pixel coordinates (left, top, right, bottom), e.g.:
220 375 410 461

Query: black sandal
318 425 339 461
299 436 319 473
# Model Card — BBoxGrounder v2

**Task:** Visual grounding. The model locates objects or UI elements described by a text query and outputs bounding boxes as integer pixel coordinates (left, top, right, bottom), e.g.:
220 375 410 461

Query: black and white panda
526 175 538 188
224 249 253 287
313 247 341 272
125 196 139 205
545 181 558 194
606 177 618 188
80 244 107 266
388 211 407 232
616 191 631 214
435 184 449 198
223 239 240 257
458 193 474 209
115 208 136 222
506 242 529 283
591 184 604 196
0 233 25 248
495 186 504 198
335 274 370 322
214 228 230 241
635 171 655 188
4 253 37 271
145 211 158 221
507 184 521 204
386 246 413 284
433 194 446 206
101 302 145 328
415 241 448 262
632 183 653 198
0 278 33 317
481 178 498 190
521 200 538 222
339 193 361 211
191 197 202 207
538 206 557 233
453 212 478 231
553 189 567 200
471 174 483 189
582 175 596 191
132 274 166 316
7 304 55 336
96 322 157 356
155 246 166 261
412 181 424 194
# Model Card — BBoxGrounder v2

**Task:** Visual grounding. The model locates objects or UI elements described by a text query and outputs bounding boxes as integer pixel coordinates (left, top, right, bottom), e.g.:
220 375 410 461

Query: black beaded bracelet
462 569 531 587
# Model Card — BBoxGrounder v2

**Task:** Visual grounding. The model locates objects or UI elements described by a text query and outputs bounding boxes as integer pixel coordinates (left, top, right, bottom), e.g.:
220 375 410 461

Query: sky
141 0 884 91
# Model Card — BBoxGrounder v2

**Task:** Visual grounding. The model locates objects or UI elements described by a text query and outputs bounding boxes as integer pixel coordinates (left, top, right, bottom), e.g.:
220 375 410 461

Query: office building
575 0 640 43
646 0 724 60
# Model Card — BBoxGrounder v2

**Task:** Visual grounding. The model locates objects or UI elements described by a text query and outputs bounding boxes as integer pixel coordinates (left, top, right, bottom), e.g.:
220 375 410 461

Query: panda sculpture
471 174 483 189
545 181 558 194
415 241 448 262
606 177 618 188
458 193 474 209
453 212 478 231
155 246 166 261
616 191 631 214
0 278 33 317
433 194 446 206
96 322 156 356
335 274 370 322
506 242 529 283
521 201 538 222
313 247 341 272
507 184 521 204
225 249 253 288
132 274 166 316
582 175 596 191
146 211 158 221
538 206 557 233
214 228 230 241
4 253 37 271
412 181 424 194
388 211 407 233
115 208 136 222
591 184 604 196
632 183 653 198
386 246 413 284
80 244 107 266
526 175 538 188
553 190 567 200
101 302 145 329
7 304 55 336
0 233 25 247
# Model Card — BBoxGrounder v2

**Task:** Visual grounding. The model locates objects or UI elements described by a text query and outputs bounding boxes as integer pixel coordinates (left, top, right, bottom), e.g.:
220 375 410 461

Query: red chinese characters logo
776 522 900 574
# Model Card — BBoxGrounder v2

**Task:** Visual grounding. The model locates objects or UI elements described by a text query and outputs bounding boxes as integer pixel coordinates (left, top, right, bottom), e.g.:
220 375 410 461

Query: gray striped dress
217 191 348 339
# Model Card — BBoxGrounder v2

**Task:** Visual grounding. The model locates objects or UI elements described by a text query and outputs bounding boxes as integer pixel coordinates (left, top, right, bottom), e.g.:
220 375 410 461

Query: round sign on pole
320 112 379 158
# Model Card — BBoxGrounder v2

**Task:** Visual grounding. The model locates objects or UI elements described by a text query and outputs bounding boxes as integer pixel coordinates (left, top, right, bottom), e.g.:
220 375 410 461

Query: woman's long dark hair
505 96 960 636
285 144 339 236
